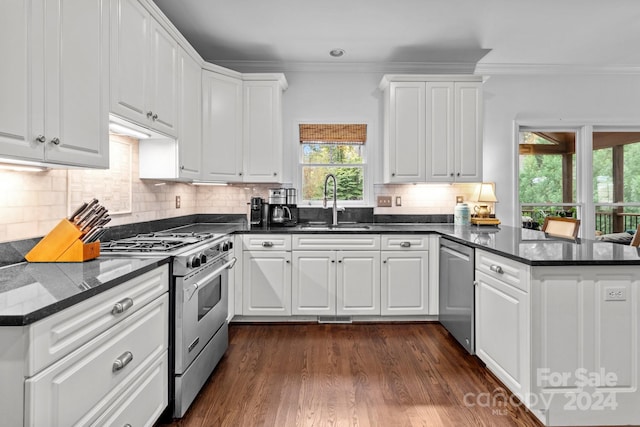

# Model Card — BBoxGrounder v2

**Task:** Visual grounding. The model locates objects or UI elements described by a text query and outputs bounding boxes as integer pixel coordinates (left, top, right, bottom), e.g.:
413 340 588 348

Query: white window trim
514 120 640 238
296 120 373 207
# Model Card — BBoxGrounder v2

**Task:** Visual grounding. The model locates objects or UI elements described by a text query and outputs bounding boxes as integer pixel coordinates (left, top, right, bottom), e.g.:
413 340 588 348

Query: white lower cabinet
25 294 169 427
292 250 380 316
291 235 381 316
475 250 531 404
241 235 292 316
0 265 169 427
381 235 430 315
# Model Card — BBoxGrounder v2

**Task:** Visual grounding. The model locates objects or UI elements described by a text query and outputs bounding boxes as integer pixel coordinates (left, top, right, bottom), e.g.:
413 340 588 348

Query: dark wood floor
159 323 542 427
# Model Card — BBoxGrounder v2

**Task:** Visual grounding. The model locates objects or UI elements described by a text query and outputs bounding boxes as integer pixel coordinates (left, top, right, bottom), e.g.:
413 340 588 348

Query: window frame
297 122 371 207
514 121 640 238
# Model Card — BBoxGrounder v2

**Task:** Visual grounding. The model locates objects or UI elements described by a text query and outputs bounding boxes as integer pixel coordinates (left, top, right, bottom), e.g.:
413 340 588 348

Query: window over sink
298 123 368 205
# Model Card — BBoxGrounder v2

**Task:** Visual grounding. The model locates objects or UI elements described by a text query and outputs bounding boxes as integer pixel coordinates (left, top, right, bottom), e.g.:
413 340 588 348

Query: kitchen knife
73 198 99 222
82 226 103 243
76 206 98 228
82 206 107 231
68 202 87 222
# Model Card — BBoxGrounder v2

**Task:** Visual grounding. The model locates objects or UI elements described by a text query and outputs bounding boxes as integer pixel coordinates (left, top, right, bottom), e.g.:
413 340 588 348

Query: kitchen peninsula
1 221 639 426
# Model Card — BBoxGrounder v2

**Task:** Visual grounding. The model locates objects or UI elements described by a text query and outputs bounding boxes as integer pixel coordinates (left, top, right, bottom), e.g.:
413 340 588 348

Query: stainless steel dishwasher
439 238 475 354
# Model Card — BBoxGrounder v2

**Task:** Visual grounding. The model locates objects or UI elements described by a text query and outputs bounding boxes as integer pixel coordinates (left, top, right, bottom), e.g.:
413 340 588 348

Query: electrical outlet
175 195 181 209
605 287 626 301
456 195 464 204
377 196 392 207
395 196 402 206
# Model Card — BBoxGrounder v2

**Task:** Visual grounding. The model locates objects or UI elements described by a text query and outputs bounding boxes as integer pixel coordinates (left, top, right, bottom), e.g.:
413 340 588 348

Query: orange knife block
25 219 100 262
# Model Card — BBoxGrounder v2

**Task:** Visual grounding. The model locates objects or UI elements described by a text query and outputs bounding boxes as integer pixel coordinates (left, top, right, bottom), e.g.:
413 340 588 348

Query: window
299 124 367 204
592 131 640 235
519 130 578 229
517 125 640 238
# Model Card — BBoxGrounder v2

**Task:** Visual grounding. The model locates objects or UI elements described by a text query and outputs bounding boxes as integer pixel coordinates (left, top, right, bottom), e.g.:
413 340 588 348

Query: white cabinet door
337 251 380 315
202 71 243 182
385 82 426 183
475 269 530 399
454 82 482 182
0 0 37 161
243 80 283 182
0 0 108 168
110 0 177 136
425 82 454 182
147 19 177 136
242 251 291 316
381 251 429 315
110 0 149 126
177 47 202 180
292 251 335 315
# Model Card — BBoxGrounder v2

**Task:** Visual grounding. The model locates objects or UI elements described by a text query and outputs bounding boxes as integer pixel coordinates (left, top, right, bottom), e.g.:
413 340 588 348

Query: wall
3 71 639 242
482 74 640 226
0 135 272 243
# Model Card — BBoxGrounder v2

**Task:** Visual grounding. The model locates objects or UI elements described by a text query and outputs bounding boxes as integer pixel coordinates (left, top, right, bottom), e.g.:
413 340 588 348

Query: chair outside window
630 224 640 247
542 217 581 239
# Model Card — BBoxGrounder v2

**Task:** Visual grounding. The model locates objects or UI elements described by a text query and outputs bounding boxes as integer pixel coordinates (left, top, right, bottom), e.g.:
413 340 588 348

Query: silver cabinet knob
450 172 454 177
239 172 243 176
146 111 153 119
457 172 460 177
391 173 396 177
273 172 277 176
180 165 185 170
489 265 504 274
111 298 134 315
112 351 133 372
152 113 158 121
35 135 46 143
50 137 61 145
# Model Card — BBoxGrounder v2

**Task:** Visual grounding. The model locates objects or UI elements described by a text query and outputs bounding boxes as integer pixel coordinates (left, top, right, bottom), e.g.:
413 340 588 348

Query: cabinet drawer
475 250 529 293
382 234 430 250
91 350 168 427
243 234 291 251
25 294 168 427
293 234 381 250
27 265 169 376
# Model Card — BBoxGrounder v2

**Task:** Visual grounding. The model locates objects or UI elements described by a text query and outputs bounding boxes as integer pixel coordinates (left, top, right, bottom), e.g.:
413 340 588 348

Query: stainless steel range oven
101 224 237 418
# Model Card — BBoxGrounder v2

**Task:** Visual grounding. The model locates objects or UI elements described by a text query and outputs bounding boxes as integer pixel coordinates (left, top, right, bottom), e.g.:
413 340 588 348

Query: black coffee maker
249 197 264 227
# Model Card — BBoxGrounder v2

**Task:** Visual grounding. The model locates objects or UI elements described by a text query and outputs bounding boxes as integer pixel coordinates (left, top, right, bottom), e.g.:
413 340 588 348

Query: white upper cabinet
242 77 287 183
0 0 109 168
176 47 202 180
380 75 483 183
110 0 178 137
202 70 243 182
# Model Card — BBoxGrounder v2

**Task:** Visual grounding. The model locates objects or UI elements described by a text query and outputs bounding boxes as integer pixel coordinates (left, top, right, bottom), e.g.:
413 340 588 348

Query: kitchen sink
299 223 371 231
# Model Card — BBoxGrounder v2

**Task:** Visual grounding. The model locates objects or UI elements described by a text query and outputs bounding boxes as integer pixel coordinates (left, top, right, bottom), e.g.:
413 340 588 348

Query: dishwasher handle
440 246 471 262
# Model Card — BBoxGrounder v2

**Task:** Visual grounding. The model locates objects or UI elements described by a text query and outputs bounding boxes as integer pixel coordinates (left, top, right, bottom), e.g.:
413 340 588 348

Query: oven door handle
185 257 237 301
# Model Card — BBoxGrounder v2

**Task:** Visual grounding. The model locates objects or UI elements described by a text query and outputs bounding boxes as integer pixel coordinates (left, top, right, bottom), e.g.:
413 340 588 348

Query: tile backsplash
0 135 492 243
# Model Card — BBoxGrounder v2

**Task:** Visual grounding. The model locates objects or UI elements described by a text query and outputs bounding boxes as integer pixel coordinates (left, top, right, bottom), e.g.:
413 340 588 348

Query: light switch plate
377 196 392 207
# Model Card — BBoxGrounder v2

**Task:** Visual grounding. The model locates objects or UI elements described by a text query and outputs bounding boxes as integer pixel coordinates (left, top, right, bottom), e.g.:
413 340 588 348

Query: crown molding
206 60 479 75
474 63 640 76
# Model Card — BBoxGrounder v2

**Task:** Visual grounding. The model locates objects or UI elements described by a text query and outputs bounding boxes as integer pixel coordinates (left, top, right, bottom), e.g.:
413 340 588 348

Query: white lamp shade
476 183 498 203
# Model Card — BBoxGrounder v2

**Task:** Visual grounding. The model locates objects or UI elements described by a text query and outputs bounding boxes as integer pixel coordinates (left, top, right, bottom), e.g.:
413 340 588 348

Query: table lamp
471 183 500 225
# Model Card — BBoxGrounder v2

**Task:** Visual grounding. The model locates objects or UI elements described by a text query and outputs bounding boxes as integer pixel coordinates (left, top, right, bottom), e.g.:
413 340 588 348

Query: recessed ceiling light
329 48 345 58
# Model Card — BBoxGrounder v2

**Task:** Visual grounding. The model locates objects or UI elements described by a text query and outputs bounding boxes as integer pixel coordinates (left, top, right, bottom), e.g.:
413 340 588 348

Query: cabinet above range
379 75 483 184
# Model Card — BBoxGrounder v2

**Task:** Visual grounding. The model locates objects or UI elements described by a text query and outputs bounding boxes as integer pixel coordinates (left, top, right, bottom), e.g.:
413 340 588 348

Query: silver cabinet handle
261 241 273 247
400 241 411 248
35 135 46 143
112 351 133 372
490 265 504 274
111 297 133 315
50 137 60 145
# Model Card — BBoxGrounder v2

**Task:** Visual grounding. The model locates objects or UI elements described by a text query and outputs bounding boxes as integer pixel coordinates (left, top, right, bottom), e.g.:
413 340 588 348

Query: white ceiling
152 0 640 74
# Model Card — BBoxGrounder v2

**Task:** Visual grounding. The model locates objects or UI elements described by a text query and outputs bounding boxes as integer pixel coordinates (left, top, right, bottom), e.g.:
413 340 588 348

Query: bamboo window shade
299 124 367 144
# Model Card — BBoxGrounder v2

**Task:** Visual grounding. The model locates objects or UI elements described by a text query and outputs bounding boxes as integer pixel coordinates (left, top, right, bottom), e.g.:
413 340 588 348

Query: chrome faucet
323 173 340 226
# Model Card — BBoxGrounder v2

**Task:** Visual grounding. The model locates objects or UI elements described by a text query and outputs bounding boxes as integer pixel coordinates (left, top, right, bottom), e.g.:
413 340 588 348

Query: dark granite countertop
0 256 170 326
242 223 640 266
3 213 638 326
